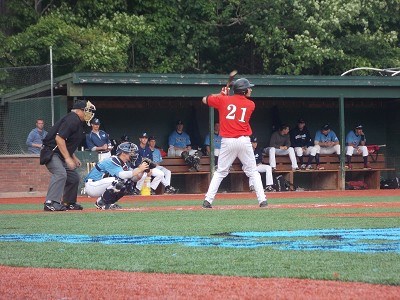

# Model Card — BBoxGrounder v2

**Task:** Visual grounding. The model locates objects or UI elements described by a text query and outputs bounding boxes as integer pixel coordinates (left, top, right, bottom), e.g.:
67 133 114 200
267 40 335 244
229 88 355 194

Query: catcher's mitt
141 157 157 172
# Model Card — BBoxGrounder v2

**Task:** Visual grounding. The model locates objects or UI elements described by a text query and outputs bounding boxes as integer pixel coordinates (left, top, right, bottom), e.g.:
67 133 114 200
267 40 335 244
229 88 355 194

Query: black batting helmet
233 78 254 95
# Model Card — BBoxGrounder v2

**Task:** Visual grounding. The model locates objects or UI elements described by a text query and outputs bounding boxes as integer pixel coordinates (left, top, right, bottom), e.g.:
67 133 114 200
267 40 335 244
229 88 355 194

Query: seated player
345 124 370 169
85 142 149 210
249 136 275 192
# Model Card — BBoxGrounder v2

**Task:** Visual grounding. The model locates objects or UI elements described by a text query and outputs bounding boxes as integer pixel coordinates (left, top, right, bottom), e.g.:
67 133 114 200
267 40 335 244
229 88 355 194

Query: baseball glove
141 157 157 172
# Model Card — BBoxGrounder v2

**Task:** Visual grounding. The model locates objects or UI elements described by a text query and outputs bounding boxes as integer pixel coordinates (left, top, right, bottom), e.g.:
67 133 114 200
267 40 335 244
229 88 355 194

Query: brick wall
0 155 50 195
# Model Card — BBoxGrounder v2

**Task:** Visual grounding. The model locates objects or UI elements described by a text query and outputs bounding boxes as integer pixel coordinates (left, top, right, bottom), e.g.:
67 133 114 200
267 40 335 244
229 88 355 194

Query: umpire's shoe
63 202 83 210
44 201 67 211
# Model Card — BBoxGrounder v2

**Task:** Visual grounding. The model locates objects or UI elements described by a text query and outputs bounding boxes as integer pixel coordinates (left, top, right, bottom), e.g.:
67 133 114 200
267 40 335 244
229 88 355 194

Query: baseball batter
201 78 267 208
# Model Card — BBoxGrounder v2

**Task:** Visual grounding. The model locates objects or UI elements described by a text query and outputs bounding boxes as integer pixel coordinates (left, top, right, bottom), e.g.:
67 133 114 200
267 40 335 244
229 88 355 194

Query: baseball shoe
300 164 307 170
249 185 255 192
95 197 107 210
316 165 325 170
271 167 276 172
130 188 141 195
264 185 275 192
292 167 300 171
363 164 372 170
165 186 178 194
63 202 83 210
259 201 268 208
109 203 123 210
44 201 67 212
345 164 353 170
305 165 313 170
202 200 212 208
151 188 157 195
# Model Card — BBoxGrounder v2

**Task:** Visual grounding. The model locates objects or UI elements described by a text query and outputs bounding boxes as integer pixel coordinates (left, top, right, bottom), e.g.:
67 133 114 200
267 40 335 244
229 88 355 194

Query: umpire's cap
72 100 87 109
233 78 254 94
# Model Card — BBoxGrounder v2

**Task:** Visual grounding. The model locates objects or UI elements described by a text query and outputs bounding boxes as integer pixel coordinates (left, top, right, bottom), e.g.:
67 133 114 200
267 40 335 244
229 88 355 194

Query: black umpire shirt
42 112 85 160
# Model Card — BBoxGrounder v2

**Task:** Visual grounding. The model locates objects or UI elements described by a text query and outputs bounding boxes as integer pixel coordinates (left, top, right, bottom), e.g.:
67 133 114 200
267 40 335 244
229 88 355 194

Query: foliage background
0 0 399 75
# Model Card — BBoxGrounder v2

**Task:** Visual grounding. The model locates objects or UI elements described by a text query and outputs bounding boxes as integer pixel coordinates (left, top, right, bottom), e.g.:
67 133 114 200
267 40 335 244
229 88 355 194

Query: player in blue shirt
314 124 341 170
132 133 165 195
147 136 178 194
85 142 148 209
26 118 48 154
168 120 196 157
86 118 113 162
204 122 222 165
345 125 370 169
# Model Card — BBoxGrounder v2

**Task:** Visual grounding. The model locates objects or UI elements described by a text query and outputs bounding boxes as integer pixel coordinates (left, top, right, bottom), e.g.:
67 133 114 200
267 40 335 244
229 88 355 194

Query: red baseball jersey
207 94 255 138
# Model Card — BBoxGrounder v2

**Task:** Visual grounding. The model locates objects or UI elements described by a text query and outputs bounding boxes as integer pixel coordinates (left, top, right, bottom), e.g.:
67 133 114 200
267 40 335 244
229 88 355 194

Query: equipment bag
273 175 292 192
345 181 368 190
380 177 400 189
39 145 57 165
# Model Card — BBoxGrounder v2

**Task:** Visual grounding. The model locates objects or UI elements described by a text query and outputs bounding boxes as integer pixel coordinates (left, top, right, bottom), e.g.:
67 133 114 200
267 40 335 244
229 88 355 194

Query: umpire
42 100 96 211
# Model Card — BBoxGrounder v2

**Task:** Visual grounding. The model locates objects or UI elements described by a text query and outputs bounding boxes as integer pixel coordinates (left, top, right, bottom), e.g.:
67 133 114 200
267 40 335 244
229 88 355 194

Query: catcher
84 142 149 210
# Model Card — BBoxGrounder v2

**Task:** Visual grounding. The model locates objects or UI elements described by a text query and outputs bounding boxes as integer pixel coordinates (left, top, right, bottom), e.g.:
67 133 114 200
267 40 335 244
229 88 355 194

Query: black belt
98 150 110 154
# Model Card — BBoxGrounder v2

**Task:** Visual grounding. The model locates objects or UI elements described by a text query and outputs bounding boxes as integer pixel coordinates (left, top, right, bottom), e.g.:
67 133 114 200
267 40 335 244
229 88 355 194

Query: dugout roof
2 72 400 103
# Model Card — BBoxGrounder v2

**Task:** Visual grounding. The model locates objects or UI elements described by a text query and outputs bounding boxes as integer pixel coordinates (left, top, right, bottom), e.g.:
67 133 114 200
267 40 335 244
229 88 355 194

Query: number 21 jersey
206 94 255 138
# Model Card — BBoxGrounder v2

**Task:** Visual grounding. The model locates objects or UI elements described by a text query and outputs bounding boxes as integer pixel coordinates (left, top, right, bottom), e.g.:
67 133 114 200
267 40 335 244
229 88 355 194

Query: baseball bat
226 70 238 88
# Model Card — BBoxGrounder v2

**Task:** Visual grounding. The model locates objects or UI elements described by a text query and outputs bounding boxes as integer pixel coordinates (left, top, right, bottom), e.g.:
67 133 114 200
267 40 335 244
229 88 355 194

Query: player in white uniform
249 136 275 192
201 78 267 208
85 142 149 210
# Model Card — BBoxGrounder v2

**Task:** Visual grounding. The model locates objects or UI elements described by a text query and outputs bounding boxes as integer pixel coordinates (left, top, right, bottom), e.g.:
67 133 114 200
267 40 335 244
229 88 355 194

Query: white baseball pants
314 144 341 155
346 145 368 157
249 164 273 187
294 146 317 157
268 147 298 169
135 167 164 190
205 136 266 204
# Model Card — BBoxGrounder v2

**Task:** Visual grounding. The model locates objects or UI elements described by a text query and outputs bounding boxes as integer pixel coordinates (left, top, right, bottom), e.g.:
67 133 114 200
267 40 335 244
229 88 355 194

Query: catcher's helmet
233 78 254 95
116 142 138 158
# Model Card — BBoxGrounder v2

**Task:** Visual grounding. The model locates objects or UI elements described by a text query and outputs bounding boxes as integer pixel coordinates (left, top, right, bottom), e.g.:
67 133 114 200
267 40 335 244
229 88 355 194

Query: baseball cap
250 136 258 143
140 132 148 138
72 100 87 110
355 124 363 129
121 134 129 141
148 136 156 141
91 118 100 125
321 124 330 130
297 118 305 123
176 120 184 125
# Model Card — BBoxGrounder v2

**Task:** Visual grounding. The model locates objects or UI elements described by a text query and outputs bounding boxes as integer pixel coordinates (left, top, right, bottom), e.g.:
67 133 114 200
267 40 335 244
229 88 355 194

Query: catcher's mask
233 78 254 95
83 100 96 125
116 142 139 161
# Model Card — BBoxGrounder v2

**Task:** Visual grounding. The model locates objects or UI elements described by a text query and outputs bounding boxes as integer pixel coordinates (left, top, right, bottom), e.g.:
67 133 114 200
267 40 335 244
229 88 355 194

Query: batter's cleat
300 164 307 170
202 200 212 209
64 202 83 210
249 185 255 192
44 201 67 212
305 165 313 170
165 186 178 194
264 185 275 192
259 201 268 208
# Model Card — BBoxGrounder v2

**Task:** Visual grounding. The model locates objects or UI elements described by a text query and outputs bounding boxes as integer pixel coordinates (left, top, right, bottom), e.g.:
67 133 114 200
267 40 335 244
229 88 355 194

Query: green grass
0 195 399 285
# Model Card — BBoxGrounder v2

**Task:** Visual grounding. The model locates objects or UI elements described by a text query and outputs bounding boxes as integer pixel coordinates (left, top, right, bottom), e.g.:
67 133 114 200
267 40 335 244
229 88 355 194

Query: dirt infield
1 265 399 299
1 190 399 298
